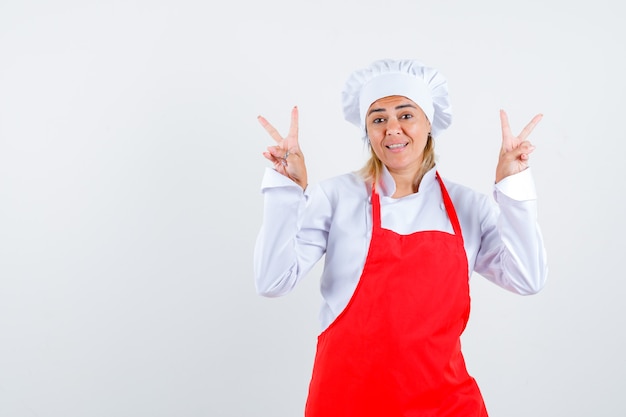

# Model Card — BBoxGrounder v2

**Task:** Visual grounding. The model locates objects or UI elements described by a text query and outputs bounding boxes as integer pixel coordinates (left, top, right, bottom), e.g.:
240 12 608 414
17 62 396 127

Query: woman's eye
401 113 413 120
372 118 385 124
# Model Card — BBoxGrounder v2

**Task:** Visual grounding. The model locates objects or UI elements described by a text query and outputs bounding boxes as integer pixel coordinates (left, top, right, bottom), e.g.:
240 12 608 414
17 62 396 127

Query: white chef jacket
254 165 548 331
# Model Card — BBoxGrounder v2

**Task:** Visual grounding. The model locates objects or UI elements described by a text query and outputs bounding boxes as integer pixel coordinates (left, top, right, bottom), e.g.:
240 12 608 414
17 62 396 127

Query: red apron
305 173 488 417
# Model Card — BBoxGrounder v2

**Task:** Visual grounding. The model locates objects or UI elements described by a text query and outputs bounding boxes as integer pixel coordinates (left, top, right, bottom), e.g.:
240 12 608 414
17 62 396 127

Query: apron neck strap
371 183 382 230
435 172 464 240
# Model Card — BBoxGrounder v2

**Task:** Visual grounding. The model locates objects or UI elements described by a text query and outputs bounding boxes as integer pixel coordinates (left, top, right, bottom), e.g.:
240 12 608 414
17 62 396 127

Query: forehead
367 95 422 113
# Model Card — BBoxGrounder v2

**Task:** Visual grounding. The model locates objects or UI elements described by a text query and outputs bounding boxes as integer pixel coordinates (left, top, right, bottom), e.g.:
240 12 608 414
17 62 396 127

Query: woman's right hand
258 106 308 190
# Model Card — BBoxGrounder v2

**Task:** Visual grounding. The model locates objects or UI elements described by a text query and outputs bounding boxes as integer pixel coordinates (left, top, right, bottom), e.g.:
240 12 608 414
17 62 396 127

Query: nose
386 118 401 135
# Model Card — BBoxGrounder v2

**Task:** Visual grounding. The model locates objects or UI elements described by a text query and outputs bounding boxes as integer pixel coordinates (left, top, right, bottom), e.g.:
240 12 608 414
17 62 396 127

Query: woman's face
365 95 431 175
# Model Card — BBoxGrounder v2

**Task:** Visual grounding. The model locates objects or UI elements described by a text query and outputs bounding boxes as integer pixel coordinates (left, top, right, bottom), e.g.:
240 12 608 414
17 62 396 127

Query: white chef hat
342 59 452 140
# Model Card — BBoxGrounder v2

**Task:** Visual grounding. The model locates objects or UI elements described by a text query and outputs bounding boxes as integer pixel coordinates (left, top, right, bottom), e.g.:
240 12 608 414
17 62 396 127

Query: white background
1 1 624 416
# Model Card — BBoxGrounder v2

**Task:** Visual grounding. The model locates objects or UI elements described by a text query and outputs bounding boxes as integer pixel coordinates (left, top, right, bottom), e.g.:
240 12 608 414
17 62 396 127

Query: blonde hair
358 134 436 192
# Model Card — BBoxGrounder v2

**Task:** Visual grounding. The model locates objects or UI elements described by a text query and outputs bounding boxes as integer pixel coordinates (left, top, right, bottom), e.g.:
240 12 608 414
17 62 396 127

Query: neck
387 160 435 198
389 169 419 198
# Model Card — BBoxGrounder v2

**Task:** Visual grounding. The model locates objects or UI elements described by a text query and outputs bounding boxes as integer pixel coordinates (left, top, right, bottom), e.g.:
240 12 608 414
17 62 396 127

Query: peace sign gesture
258 106 308 190
495 109 543 183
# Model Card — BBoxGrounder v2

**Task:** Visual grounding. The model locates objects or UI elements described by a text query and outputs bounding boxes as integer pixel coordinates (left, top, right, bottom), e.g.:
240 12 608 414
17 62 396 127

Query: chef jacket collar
378 164 438 198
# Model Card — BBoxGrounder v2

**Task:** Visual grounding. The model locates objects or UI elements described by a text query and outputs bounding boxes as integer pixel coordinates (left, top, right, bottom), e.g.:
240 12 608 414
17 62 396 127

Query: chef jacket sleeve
254 168 331 297
473 168 548 294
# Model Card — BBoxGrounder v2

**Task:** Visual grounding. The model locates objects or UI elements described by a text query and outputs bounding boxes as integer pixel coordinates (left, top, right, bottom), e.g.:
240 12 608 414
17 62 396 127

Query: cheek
370 146 385 162
366 124 384 140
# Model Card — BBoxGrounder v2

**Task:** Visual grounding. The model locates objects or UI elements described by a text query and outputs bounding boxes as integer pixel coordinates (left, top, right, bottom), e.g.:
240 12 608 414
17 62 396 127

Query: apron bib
305 173 488 417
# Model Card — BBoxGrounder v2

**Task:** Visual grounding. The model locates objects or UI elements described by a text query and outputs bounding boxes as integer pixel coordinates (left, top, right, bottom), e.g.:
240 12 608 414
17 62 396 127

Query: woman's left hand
495 109 543 183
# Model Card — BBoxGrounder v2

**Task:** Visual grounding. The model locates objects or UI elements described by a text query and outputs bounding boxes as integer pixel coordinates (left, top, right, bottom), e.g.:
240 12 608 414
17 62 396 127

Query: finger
257 115 284 144
518 113 543 141
499 109 516 152
263 150 286 171
520 141 536 157
282 106 299 154
288 105 299 140
500 109 512 139
266 145 285 159
507 141 536 161
262 151 275 162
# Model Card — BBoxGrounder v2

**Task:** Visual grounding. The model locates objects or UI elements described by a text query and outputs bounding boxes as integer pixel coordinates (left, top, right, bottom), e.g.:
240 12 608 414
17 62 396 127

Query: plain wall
1 0 624 416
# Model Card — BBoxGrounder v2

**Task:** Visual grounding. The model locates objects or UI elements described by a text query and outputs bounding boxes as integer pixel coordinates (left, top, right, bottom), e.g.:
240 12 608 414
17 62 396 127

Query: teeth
387 143 406 149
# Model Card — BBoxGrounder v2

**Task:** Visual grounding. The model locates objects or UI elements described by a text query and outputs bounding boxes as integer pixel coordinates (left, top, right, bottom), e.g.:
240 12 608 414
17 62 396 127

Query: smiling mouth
386 143 408 149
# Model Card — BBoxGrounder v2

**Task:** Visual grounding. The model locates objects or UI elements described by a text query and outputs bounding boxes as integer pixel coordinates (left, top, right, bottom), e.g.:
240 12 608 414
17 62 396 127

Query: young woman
254 58 547 416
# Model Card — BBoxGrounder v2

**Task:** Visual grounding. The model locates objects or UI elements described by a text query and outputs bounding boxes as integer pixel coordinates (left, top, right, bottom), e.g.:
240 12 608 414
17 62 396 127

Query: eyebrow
367 103 418 116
